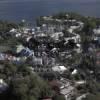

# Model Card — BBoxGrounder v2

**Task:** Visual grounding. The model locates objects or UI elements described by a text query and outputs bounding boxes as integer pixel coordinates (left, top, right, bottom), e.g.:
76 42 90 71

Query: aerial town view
0 0 100 100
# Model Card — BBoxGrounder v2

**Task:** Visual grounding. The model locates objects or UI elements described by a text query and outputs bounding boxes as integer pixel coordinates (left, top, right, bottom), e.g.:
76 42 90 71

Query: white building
50 32 64 41
93 28 100 43
93 28 100 35
16 45 25 53
75 80 86 85
33 57 43 65
76 94 87 100
10 28 17 33
52 65 67 74
72 69 78 75
0 79 8 93
64 33 81 43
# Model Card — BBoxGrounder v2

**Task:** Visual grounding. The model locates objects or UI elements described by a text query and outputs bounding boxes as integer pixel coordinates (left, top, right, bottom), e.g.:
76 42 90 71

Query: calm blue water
0 0 99 25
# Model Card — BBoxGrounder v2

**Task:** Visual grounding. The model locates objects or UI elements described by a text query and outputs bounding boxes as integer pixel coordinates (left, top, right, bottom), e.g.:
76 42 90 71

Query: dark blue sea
0 0 99 25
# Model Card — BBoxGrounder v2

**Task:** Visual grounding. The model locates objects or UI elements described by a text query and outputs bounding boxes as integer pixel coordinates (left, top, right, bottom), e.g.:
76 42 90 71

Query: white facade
52 65 67 74
93 28 100 35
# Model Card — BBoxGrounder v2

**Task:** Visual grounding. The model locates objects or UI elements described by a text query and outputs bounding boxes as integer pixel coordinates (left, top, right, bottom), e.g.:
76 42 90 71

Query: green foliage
83 93 100 100
74 74 81 81
52 12 67 19
82 19 96 34
0 21 18 32
53 94 65 100
9 73 53 100
0 62 17 80
0 62 53 100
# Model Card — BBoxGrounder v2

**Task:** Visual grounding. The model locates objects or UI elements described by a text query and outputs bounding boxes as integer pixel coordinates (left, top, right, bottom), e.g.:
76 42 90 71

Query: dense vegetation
0 61 65 100
0 12 100 100
0 21 18 33
0 20 66 100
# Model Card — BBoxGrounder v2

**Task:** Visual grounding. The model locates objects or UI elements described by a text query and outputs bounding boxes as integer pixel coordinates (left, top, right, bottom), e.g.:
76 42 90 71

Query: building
0 79 8 93
32 57 43 65
50 32 64 42
52 65 67 74
19 48 34 57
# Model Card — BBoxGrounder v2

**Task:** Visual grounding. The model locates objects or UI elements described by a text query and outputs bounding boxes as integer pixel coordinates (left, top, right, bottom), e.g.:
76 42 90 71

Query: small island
0 12 100 100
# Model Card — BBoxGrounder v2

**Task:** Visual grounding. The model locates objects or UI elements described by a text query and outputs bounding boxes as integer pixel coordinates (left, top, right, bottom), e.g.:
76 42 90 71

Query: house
41 24 48 32
60 86 74 99
71 69 78 75
0 53 5 61
50 32 64 41
55 19 62 23
15 33 21 37
9 28 21 37
32 57 43 65
0 79 8 93
49 78 75 100
96 51 100 59
43 16 53 21
93 28 100 35
19 48 34 57
60 79 75 100
64 33 81 44
51 48 58 53
16 45 25 53
70 25 80 32
26 36 32 42
68 28 73 33
76 94 87 100
96 51 100 66
75 80 86 85
13 57 25 65
93 28 100 44
23 28 31 34
9 28 18 33
32 28 35 34
77 21 84 28
52 65 67 74
47 26 55 33
35 27 41 32
34 32 47 38
74 43 82 53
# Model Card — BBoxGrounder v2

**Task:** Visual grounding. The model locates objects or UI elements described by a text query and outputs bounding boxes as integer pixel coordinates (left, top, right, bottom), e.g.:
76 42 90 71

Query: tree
0 62 17 80
0 21 18 33
83 93 100 100
52 94 65 100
